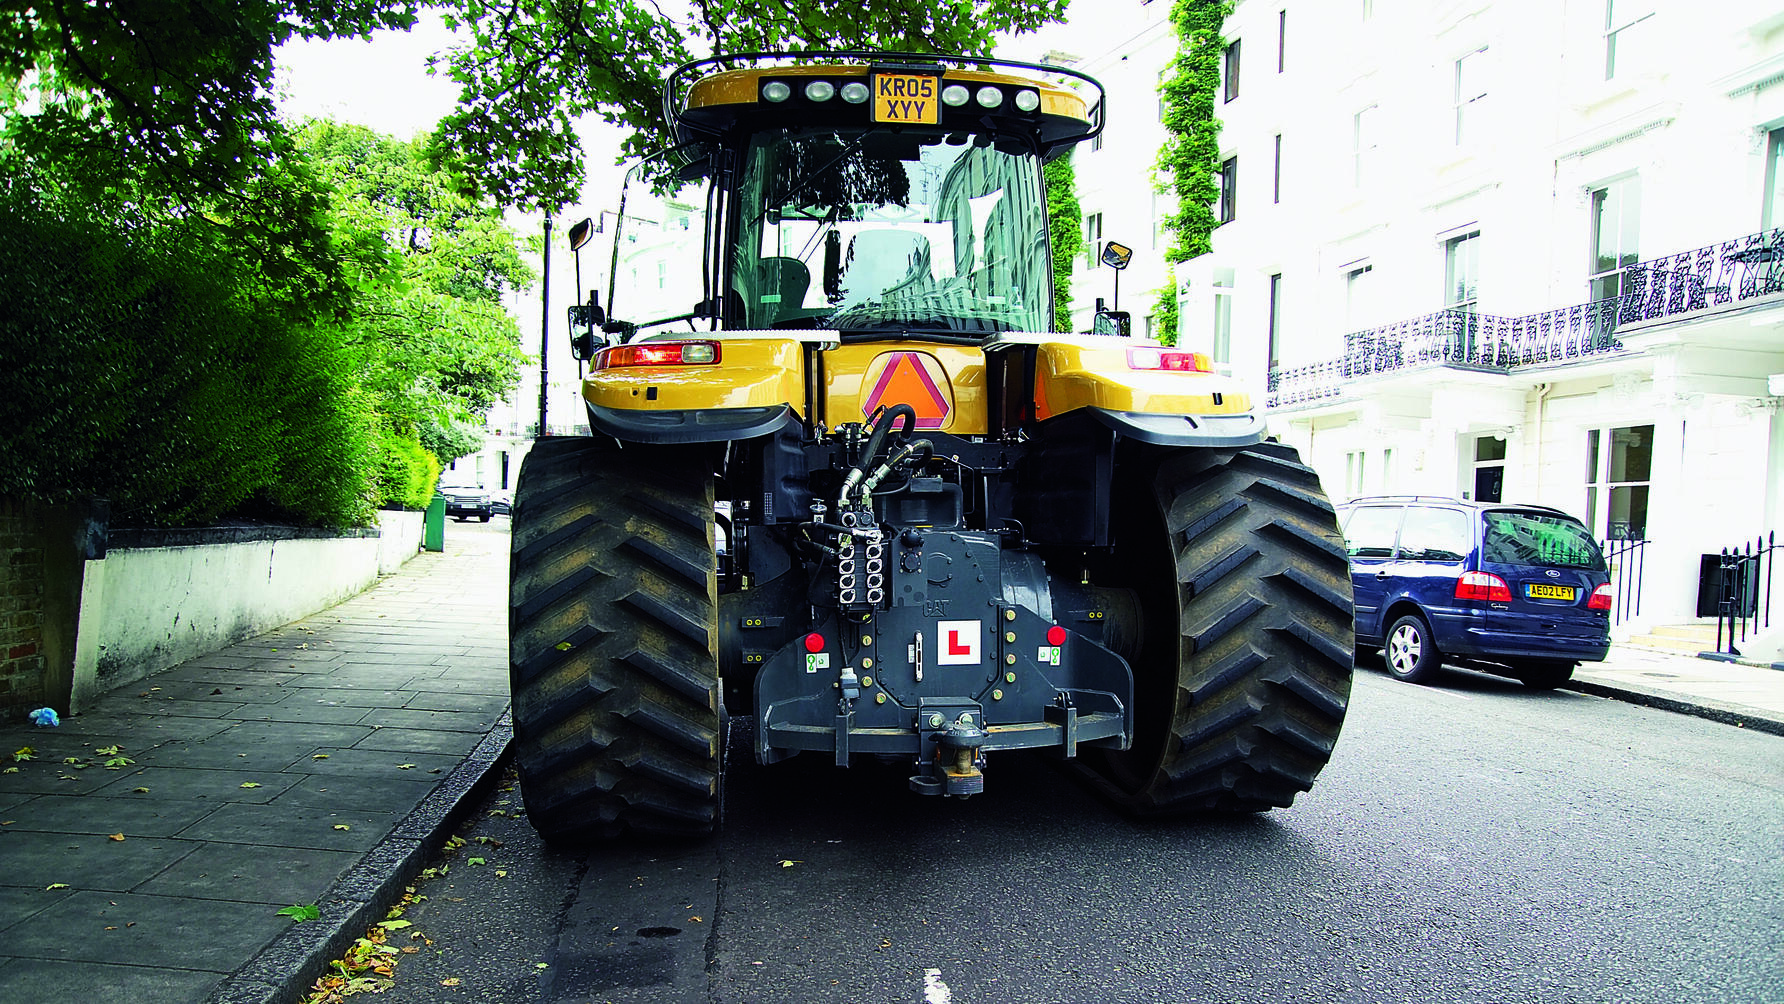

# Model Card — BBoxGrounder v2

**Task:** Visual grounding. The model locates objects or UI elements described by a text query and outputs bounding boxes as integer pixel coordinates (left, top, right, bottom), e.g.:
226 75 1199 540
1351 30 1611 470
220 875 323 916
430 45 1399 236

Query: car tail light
1127 348 1211 372
1586 583 1613 610
1454 570 1511 602
592 340 721 370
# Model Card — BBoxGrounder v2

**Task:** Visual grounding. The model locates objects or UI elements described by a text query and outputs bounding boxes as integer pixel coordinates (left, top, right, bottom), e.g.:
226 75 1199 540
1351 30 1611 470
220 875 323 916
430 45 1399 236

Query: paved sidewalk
3 518 1782 1004
1570 640 1784 736
0 524 510 1004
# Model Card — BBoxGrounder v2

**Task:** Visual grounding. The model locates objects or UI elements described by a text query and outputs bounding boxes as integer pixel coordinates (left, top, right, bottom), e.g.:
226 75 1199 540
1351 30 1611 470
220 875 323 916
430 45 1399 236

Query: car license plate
1526 582 1576 601
873 73 939 124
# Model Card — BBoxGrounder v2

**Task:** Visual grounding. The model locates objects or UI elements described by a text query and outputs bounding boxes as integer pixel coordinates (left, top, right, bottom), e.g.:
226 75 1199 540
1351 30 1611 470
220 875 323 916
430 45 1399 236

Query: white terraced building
1057 0 1784 650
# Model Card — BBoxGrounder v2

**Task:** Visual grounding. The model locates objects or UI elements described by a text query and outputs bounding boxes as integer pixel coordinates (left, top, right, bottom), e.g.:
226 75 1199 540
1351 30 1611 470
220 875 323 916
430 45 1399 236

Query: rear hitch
910 711 988 797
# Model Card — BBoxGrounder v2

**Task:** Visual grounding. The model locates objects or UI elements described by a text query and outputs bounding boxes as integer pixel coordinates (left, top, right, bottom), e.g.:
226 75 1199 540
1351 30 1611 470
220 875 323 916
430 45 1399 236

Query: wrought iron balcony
1266 228 1784 410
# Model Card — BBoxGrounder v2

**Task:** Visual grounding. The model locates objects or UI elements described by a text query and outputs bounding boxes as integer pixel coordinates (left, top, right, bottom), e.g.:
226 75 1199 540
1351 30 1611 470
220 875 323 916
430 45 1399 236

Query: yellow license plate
1526 583 1576 601
873 73 939 124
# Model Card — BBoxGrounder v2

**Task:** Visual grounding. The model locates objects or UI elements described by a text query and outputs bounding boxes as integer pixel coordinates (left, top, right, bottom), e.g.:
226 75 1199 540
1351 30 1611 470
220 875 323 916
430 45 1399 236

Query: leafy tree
0 0 419 202
295 119 532 465
433 0 1070 210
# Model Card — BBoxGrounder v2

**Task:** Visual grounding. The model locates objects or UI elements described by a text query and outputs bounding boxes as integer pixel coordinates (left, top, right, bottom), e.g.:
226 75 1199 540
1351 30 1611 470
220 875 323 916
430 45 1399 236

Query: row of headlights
760 79 1042 113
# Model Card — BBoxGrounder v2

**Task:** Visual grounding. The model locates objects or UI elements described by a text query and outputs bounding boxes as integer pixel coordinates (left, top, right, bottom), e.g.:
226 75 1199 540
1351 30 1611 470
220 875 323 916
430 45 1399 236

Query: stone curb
204 715 514 1004
1562 679 1784 739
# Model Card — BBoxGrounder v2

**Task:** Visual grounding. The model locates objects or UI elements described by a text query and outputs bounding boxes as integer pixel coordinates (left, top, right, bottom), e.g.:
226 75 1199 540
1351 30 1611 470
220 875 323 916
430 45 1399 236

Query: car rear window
1482 511 1606 570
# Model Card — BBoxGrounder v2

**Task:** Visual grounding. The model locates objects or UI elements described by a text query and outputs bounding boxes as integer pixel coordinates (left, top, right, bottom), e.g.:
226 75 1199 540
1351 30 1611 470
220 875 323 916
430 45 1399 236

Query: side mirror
1092 309 1131 337
567 217 595 253
568 292 608 360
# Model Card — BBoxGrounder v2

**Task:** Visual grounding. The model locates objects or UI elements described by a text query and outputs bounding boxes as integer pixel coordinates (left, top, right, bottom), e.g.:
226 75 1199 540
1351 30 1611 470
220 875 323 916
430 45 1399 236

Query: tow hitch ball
910 714 988 797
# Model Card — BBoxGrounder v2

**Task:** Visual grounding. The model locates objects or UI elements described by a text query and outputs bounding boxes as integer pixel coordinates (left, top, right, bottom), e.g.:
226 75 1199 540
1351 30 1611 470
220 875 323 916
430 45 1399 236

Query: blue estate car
1337 496 1613 688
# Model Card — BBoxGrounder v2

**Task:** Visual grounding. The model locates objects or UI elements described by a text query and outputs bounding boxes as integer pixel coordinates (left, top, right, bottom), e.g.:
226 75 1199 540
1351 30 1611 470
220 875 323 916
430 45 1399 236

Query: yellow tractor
509 52 1354 841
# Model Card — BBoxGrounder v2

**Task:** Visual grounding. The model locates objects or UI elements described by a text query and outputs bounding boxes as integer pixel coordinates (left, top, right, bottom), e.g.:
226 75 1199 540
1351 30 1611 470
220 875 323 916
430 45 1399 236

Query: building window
1218 157 1238 224
1361 0 1374 22
1353 105 1378 188
1212 267 1235 364
1589 177 1640 302
1586 425 1653 540
1604 1 1654 81
1472 436 1505 503
1084 212 1103 269
1346 450 1368 497
1278 10 1287 72
1223 39 1241 103
1345 263 1374 331
1273 133 1283 204
1454 47 1487 146
1763 129 1784 231
1267 272 1283 373
1444 231 1480 310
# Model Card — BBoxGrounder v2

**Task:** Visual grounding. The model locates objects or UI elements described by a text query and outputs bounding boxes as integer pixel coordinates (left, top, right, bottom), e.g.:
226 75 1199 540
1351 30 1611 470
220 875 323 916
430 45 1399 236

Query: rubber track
508 438 721 841
1090 442 1355 815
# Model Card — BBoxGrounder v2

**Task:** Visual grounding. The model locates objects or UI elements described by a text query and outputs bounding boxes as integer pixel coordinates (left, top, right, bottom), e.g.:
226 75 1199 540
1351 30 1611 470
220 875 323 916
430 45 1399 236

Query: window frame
1444 230 1481 311
1223 38 1242 103
1218 156 1239 224
1585 425 1653 541
1588 176 1641 303
1454 47 1488 147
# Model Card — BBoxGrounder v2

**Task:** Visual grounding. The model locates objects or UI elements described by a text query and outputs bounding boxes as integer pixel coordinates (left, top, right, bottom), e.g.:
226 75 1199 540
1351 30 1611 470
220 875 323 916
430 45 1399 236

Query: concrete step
1646 623 1720 642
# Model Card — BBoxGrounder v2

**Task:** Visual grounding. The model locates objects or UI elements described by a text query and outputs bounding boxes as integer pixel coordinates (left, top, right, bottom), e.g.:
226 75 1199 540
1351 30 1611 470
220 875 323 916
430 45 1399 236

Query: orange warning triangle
862 351 949 428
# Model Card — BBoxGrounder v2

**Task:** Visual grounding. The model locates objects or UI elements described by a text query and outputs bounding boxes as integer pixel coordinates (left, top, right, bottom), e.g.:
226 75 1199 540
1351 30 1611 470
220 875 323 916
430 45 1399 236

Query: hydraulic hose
837 403 916 511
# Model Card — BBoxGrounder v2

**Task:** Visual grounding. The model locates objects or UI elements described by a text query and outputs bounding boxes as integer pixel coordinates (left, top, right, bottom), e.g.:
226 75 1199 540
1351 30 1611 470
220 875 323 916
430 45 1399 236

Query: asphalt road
370 646 1783 1004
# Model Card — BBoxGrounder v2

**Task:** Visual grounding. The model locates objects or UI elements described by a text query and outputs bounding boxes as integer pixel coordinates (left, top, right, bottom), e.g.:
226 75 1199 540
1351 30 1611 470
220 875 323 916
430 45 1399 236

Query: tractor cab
586 52 1103 344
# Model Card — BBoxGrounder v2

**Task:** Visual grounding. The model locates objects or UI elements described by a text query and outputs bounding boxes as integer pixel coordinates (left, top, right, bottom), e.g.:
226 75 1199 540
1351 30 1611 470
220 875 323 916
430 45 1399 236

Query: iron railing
1713 531 1778 656
1267 228 1784 409
1599 536 1649 626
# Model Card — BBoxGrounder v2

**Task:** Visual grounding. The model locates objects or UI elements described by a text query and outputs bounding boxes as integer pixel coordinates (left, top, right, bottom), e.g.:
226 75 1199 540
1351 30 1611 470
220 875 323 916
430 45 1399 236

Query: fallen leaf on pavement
241 782 262 788
334 824 351 831
132 787 150 794
108 833 125 841
45 883 69 890
778 859 801 868
397 763 417 770
441 977 460 986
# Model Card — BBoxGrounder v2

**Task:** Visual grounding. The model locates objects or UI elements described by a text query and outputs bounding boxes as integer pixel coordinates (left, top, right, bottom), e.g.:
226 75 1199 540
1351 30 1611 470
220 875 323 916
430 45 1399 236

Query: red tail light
1586 583 1613 610
592 340 721 370
1455 570 1511 602
1127 348 1211 372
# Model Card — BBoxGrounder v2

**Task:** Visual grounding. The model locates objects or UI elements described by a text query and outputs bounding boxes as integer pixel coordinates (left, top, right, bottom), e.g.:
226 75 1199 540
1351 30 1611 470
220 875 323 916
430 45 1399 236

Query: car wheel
1515 660 1574 689
1384 614 1440 684
479 514 491 522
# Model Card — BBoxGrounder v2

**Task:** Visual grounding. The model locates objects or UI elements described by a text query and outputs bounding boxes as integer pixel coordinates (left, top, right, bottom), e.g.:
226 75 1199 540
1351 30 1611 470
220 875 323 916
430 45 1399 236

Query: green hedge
0 190 377 528
374 426 443 511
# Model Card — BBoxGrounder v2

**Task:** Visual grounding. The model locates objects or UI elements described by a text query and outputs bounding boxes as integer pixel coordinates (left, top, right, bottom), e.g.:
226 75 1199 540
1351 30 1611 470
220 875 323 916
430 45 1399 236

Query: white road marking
923 967 953 1004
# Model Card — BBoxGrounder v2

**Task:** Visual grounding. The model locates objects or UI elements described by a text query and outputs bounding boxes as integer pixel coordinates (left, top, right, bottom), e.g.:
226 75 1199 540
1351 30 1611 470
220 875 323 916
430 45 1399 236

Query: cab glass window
1341 506 1401 558
1396 506 1471 562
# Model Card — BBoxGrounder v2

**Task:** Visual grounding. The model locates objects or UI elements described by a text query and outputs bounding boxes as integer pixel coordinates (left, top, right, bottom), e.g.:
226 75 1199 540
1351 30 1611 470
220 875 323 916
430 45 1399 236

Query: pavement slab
0 829 200 892
1 793 220 837
2 891 293 971
0 958 225 1004
137 841 361 903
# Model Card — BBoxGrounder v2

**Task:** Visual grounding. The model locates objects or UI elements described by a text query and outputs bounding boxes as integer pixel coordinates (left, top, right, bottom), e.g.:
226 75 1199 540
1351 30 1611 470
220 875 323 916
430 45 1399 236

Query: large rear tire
508 437 722 842
1078 442 1354 814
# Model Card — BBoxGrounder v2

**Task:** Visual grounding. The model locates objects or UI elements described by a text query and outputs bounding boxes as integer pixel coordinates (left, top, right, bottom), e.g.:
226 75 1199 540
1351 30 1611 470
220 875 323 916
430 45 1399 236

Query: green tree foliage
0 1 419 203
296 120 531 465
373 426 443 510
434 0 1069 210
1044 152 1082 332
1156 0 1229 265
